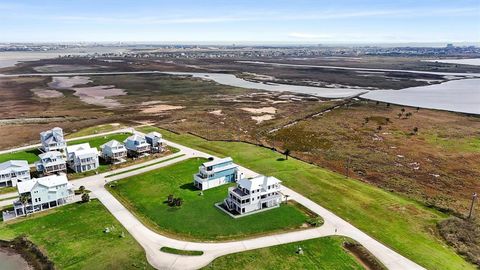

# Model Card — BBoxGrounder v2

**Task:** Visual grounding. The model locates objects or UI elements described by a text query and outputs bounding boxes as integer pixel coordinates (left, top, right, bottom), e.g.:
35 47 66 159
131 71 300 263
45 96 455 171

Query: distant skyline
0 0 479 43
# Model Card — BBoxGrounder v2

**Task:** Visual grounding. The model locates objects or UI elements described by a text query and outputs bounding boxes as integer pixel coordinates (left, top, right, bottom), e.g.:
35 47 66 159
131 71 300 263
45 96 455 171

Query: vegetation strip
160 246 203 256
106 154 186 177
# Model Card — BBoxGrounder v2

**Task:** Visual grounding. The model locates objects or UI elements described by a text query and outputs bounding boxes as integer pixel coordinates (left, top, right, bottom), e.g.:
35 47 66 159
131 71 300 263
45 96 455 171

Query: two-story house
35 151 67 175
193 157 239 190
66 143 99 173
13 173 73 217
40 127 67 156
100 140 127 164
0 160 31 188
145 132 164 153
225 175 282 215
124 134 151 157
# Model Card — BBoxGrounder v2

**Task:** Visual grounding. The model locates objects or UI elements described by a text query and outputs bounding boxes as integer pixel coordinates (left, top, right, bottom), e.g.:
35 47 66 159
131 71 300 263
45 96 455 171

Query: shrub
81 193 90 203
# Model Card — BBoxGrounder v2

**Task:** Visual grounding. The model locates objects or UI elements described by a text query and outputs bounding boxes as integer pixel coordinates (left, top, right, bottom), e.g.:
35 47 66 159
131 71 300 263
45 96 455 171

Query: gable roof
17 173 68 194
124 134 146 143
40 127 65 144
237 175 281 191
67 143 98 159
0 160 29 173
39 151 63 160
101 140 124 149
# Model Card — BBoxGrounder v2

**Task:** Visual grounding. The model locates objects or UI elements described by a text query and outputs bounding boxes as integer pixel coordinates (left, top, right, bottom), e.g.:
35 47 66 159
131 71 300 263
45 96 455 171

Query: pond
0 247 32 270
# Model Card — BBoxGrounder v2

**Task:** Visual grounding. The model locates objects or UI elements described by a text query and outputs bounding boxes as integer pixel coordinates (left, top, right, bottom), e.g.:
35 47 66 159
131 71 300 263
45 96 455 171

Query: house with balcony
40 127 67 155
124 134 151 157
35 151 67 175
193 157 239 190
66 143 99 173
0 160 30 188
100 140 127 164
12 173 74 217
224 175 282 215
145 132 164 153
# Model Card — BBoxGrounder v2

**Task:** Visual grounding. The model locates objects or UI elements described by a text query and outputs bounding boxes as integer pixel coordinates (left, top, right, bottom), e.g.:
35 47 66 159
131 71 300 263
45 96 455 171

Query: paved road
1 128 425 270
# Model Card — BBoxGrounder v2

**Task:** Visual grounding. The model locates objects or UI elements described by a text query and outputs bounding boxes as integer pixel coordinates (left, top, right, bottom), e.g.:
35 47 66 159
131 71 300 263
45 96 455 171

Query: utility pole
345 157 351 178
468 192 477 219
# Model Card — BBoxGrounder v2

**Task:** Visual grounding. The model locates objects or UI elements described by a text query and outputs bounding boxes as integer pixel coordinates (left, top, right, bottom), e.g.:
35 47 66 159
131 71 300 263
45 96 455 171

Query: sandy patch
34 64 105 73
241 107 277 114
141 104 184 114
209 110 223 116
49 76 91 89
72 85 126 108
31 88 64 98
252 114 274 124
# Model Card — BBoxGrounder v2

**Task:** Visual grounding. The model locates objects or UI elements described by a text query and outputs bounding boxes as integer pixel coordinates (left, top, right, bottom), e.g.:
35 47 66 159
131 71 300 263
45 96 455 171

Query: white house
193 157 239 190
145 132 164 153
40 127 67 155
100 140 127 164
35 151 67 175
13 173 74 217
66 143 99 173
225 175 282 215
124 134 151 157
0 160 30 188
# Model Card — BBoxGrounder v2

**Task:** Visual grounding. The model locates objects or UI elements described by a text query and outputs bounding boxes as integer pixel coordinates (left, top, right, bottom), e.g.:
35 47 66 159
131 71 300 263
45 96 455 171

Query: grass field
66 123 126 138
107 158 310 241
139 126 474 270
203 236 364 270
0 133 131 164
0 200 153 270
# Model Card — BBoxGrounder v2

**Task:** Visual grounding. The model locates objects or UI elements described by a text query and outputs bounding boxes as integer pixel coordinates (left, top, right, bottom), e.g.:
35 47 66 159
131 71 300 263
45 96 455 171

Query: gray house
0 160 30 188
124 134 151 157
225 175 282 215
35 151 67 175
100 140 127 164
13 173 74 217
193 157 239 190
145 132 164 153
66 143 99 173
40 127 67 155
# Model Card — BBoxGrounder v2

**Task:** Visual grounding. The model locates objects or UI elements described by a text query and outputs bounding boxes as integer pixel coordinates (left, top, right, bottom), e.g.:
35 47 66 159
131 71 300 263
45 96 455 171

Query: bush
438 217 480 266
81 193 90 203
306 217 324 227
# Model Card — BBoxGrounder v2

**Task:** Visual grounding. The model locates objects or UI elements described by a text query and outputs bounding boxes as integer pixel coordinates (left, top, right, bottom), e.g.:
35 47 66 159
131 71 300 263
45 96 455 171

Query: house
145 132 164 153
13 173 74 217
0 160 30 188
224 175 282 215
124 134 151 157
100 140 127 164
66 143 99 173
40 127 67 155
193 157 239 190
35 151 67 175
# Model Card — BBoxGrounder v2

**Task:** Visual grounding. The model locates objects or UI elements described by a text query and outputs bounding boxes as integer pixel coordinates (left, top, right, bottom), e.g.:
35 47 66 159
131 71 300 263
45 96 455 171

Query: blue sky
0 0 479 43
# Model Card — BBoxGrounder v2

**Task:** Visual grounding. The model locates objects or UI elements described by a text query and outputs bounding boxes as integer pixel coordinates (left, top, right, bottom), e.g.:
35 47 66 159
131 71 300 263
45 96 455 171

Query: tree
167 194 174 204
405 112 412 118
413 127 419 134
81 193 90 203
397 113 402 119
364 117 369 123
377 125 382 131
79 186 85 194
174 198 183 207
401 108 405 113
284 149 291 160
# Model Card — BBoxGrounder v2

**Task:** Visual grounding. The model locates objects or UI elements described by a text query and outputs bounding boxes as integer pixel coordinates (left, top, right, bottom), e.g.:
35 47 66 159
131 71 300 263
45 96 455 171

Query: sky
0 0 479 44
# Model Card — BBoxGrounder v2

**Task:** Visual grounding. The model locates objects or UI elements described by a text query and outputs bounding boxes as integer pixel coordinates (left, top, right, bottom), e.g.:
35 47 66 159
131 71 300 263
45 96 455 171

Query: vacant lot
0 200 153 269
139 126 474 270
203 236 365 270
107 158 310 241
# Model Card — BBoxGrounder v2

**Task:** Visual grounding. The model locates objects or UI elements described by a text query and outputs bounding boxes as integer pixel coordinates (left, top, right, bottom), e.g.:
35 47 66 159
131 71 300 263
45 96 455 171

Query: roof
40 127 64 144
101 140 124 149
39 151 63 160
124 134 146 143
17 173 68 194
202 157 233 168
145 132 162 138
67 143 92 153
0 160 29 172
67 143 98 159
237 175 281 191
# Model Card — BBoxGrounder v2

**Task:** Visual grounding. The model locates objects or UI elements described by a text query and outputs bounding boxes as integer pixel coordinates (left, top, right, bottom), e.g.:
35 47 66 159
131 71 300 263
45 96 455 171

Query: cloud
288 33 332 39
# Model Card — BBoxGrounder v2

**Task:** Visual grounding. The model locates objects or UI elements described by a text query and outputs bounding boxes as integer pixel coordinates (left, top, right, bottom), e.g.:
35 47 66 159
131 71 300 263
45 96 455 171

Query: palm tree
79 186 85 194
284 149 291 160
19 193 30 216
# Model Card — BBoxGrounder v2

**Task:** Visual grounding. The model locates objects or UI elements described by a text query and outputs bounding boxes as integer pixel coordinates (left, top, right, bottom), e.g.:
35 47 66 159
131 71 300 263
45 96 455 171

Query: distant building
13 173 74 217
66 143 99 173
100 140 127 164
35 151 67 175
145 132 164 153
193 157 239 190
124 134 151 157
224 175 282 215
0 160 30 188
40 127 67 155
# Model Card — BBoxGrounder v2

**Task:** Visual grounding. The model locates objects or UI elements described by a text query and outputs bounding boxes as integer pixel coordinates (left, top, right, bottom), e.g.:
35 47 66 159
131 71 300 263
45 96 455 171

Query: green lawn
203 236 364 270
66 124 125 138
107 158 310 241
0 200 153 270
0 186 17 195
138 126 474 270
0 133 131 164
